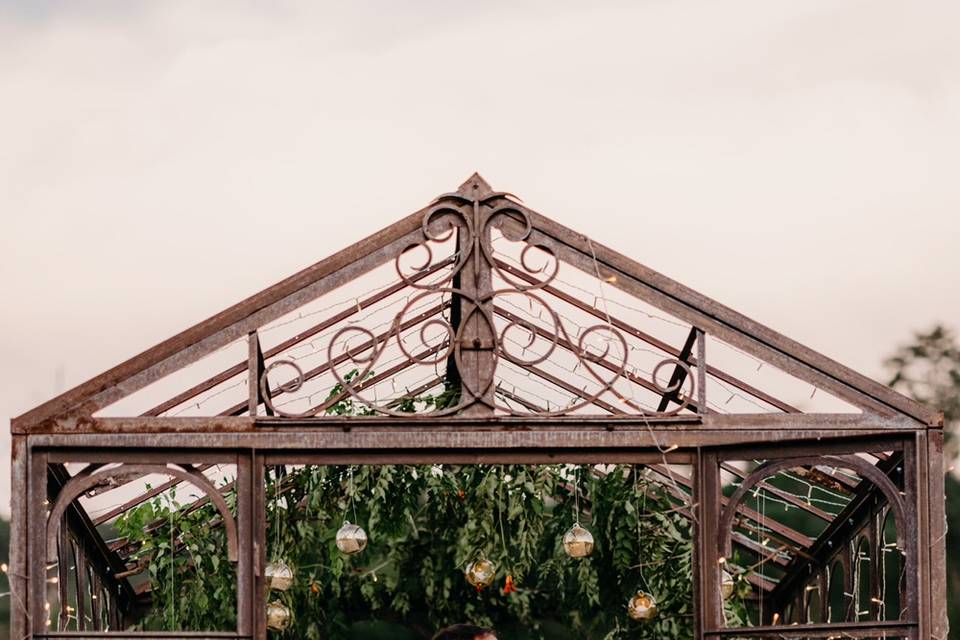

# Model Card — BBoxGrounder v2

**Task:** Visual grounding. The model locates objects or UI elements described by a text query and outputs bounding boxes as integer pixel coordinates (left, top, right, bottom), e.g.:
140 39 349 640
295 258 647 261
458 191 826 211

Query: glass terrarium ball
335 521 368 555
721 569 735 600
627 590 658 621
265 600 291 631
562 523 595 558
465 559 497 589
265 560 294 592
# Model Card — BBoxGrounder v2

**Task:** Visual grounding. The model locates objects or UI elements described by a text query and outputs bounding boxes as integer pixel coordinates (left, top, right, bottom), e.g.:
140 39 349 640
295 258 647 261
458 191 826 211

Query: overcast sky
1 0 958 517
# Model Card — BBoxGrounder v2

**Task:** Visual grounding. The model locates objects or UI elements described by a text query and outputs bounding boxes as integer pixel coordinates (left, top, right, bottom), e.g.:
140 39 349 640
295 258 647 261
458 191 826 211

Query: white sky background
1 0 959 518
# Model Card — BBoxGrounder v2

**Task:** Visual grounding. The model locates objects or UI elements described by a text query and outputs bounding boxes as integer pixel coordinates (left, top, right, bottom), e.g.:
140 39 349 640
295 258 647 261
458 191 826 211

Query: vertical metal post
56 530 68 629
692 448 703 639
91 570 102 631
237 452 254 636
840 539 853 621
248 331 261 418
697 449 723 636
29 449 49 634
696 329 707 413
925 428 948 640
867 500 880 621
75 541 87 631
903 435 922 639
10 435 29 639
915 429 946 640
254 450 267 638
456 179 496 416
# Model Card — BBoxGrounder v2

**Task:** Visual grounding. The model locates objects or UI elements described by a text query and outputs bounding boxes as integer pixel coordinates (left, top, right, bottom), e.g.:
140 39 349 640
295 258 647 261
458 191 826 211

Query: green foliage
118 463 748 639
886 324 960 424
114 484 236 631
113 378 746 638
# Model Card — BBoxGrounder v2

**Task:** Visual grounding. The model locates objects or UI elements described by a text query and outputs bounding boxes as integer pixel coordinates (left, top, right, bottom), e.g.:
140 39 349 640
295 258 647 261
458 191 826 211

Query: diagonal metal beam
15 205 440 430
509 361 624 414
646 464 812 549
770 454 902 607
494 305 700 413
494 258 800 414
720 462 833 522
310 342 448 415
499 207 934 421
657 327 697 412
145 256 455 417
219 301 450 416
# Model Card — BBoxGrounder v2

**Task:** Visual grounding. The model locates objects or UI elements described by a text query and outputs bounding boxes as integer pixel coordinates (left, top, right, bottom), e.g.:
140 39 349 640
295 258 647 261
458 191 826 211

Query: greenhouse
9 174 947 639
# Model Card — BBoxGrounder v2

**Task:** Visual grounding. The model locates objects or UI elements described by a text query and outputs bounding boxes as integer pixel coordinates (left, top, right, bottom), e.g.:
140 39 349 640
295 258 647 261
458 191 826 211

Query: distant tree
885 324 960 637
886 324 960 437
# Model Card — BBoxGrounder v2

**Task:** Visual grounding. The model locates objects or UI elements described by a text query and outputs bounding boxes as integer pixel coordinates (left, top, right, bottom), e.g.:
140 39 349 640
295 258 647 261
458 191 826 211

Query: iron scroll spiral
259 193 696 417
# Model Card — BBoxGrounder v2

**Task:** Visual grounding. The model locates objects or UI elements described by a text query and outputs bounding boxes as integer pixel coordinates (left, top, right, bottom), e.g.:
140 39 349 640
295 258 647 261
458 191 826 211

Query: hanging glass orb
335 521 368 555
265 560 294 592
721 569 736 600
465 559 497 590
265 600 291 631
562 523 595 558
627 590 658 621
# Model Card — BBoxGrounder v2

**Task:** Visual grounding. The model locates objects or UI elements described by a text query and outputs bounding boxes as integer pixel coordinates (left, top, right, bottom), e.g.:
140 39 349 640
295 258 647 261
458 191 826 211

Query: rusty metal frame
8 174 946 639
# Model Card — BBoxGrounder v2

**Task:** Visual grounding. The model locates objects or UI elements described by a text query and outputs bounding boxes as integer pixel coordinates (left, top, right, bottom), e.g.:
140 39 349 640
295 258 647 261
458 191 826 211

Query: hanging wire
274 467 282 561
498 466 510 569
573 465 581 526
634 465 653 595
759 482 765 626
348 466 359 524
168 493 176 631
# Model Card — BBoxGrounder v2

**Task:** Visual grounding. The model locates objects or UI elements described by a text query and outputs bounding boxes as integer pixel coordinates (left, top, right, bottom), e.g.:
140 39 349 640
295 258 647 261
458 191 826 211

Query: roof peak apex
456 172 494 198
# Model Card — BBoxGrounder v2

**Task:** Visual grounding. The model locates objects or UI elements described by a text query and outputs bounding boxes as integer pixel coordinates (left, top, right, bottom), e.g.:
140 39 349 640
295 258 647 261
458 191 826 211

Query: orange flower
457 489 465 501
502 574 516 595
310 581 320 594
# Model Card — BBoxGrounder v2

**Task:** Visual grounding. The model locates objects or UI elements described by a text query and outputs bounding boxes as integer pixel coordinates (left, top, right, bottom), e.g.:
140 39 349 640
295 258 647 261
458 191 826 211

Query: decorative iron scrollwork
260 192 695 417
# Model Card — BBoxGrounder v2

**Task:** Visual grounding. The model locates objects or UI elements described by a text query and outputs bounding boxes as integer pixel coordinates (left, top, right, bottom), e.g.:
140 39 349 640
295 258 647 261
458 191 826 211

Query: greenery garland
115 461 750 639
113 377 750 638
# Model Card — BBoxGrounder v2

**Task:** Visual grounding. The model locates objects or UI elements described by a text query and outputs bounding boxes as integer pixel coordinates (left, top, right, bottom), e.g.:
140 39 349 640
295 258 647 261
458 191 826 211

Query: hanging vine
114 462 754 639
111 380 750 639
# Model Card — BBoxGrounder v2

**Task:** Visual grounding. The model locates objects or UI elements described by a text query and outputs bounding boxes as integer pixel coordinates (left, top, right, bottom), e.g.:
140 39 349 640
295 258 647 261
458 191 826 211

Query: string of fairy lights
27 450 906 634
32 232 903 633
140 234 840 420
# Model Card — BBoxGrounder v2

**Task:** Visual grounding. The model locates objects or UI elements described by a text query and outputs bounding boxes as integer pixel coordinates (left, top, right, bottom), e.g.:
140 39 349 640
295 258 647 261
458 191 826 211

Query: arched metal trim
718 455 907 568
46 463 238 564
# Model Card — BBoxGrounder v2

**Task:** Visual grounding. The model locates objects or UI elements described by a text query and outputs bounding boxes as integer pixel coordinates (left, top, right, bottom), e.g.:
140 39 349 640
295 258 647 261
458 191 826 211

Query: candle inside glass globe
627 590 658 621
265 560 294 592
562 523 595 558
335 521 368 555
721 569 736 600
265 600 291 631
465 558 497 589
